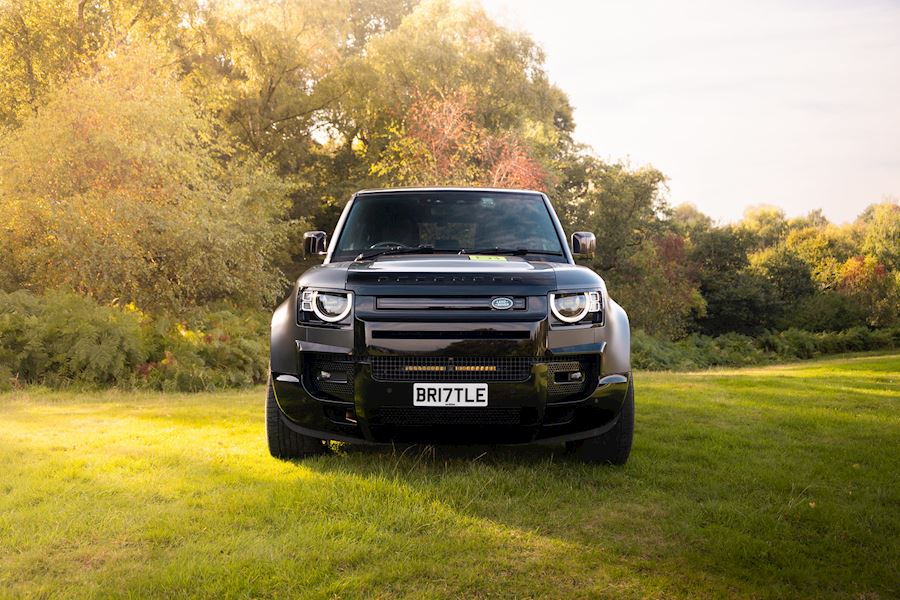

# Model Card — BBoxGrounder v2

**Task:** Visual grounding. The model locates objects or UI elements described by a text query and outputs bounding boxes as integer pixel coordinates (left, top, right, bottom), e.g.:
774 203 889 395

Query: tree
342 0 573 194
694 270 781 336
0 0 202 128
671 203 714 234
740 205 788 250
689 227 780 335
836 256 899 327
857 202 899 271
369 89 548 189
785 225 856 287
614 233 706 338
750 246 817 305
0 44 292 310
556 154 669 273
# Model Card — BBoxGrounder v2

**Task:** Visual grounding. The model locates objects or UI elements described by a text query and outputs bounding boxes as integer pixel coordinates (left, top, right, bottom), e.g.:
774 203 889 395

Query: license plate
413 383 488 407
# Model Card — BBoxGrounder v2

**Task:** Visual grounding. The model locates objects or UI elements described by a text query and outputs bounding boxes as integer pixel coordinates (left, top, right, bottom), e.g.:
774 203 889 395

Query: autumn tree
0 44 292 310
836 256 899 327
370 90 547 189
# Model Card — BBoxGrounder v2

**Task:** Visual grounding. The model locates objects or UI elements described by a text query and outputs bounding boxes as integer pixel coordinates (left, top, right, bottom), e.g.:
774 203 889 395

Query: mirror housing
303 231 327 257
571 232 596 258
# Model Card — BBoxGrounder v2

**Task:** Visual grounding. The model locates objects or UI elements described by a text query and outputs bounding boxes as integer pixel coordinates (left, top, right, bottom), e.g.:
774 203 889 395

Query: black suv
267 188 633 464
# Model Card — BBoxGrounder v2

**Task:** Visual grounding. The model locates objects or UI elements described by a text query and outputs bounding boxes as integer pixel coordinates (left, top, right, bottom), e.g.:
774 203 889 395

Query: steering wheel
369 241 411 249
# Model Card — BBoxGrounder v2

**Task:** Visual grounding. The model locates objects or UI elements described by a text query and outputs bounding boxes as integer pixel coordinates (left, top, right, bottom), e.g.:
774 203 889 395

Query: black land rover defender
267 188 633 464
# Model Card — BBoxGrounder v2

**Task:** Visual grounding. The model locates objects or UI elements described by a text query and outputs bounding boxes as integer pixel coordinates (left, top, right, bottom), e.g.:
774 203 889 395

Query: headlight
300 289 353 323
549 291 602 324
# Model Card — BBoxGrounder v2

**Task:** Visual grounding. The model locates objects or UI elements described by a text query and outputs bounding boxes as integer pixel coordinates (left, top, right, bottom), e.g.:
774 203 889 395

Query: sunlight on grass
1 354 898 598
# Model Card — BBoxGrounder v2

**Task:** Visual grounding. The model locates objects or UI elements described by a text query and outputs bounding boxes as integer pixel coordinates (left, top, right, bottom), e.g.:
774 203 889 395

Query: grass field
0 354 898 598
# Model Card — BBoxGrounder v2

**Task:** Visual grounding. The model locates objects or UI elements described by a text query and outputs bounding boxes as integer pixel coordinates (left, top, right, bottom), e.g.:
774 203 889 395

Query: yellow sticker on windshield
468 255 507 261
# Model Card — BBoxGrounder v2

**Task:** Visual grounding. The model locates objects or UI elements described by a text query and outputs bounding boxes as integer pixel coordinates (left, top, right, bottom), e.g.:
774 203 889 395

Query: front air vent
304 353 355 402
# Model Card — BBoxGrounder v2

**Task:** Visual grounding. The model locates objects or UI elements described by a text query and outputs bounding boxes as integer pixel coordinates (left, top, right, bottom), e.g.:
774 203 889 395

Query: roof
355 187 544 195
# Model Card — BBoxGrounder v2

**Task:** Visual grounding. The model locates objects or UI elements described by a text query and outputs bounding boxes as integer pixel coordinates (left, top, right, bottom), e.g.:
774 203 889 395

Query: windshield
332 191 566 261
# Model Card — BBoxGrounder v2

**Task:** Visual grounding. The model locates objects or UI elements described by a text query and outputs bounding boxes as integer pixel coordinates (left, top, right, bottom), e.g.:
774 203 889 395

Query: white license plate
413 383 488 407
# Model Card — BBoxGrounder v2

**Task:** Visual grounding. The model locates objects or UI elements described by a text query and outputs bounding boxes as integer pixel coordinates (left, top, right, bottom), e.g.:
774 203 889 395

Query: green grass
1 354 898 598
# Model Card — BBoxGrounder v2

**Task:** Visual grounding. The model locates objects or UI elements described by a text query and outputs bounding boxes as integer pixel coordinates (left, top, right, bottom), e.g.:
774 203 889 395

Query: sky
480 0 900 224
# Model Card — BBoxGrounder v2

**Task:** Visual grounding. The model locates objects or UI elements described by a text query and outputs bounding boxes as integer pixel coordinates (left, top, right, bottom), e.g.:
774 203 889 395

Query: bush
140 307 269 392
787 292 868 332
0 290 147 386
0 291 269 391
633 326 899 371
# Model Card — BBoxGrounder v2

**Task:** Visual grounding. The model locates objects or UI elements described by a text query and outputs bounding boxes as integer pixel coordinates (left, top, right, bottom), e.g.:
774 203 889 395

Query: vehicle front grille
377 406 529 426
370 355 596 392
371 356 535 382
306 354 598 402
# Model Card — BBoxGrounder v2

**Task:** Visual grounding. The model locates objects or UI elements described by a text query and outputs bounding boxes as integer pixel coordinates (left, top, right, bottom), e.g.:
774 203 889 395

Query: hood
297 254 604 296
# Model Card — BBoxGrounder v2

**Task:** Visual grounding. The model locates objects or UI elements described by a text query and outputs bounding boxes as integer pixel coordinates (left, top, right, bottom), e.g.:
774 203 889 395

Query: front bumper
272 350 630 445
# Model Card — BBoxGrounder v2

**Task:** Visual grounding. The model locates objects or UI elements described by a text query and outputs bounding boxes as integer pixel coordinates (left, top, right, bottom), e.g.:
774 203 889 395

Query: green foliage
836 254 900 327
556 155 668 273
0 290 268 391
632 326 898 371
0 290 147 386
139 307 270 392
857 202 899 270
750 246 817 304
739 204 788 249
352 0 572 161
694 270 781 336
0 0 201 128
789 292 868 332
0 44 293 310
612 234 706 338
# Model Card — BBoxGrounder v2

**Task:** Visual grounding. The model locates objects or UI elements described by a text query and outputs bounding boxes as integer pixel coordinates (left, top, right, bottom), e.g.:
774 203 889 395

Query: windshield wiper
459 247 563 256
354 245 436 262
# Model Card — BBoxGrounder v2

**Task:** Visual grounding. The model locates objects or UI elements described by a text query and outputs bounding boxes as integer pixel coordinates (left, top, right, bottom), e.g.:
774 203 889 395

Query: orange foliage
377 89 548 190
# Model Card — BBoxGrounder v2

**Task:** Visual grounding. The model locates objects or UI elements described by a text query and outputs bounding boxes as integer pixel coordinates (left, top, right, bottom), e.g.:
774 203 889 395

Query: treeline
1 290 896 391
0 0 897 388
592 201 899 339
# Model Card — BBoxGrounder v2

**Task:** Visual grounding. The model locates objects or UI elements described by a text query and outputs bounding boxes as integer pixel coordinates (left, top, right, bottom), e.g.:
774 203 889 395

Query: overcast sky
480 0 900 224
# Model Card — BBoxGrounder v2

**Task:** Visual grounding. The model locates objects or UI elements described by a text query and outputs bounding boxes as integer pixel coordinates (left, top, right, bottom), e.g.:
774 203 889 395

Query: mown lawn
0 354 898 598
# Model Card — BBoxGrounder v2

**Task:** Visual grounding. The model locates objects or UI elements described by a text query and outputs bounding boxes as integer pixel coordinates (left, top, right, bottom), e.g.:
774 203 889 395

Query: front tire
266 375 327 459
567 377 634 465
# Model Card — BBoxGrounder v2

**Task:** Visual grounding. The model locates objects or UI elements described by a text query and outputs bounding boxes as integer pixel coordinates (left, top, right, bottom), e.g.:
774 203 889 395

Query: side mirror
571 232 596 258
303 231 327 257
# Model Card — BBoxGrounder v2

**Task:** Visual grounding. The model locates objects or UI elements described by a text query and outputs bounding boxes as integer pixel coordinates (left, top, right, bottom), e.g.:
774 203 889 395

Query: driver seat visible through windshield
364 206 420 248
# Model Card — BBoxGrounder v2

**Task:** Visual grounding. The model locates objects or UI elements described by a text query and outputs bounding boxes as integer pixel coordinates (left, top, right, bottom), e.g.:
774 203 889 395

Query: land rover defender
267 188 633 463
